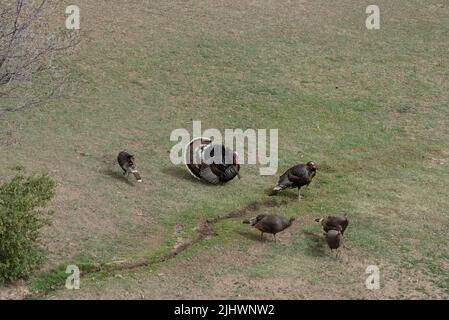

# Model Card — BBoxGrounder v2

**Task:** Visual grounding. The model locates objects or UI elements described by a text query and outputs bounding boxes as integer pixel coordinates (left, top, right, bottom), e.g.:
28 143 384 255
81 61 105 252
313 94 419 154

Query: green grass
1 0 448 299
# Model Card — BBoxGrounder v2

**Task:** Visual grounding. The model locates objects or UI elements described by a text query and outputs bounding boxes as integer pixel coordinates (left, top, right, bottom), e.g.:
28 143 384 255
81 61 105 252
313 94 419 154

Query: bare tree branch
0 0 79 114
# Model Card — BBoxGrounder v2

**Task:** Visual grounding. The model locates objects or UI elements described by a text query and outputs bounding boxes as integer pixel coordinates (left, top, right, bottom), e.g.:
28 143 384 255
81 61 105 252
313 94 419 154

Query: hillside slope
1 0 448 299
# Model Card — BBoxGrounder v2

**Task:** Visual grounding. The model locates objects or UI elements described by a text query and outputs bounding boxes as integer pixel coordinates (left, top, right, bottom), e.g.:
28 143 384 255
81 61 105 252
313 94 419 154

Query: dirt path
26 198 290 299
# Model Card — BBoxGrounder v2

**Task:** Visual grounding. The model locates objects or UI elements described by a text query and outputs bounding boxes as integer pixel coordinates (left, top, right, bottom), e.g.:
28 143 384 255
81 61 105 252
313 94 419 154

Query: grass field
1 0 448 299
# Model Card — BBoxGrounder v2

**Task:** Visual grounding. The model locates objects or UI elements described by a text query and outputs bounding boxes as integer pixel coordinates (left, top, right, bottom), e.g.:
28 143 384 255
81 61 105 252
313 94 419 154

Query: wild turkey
243 214 295 242
117 151 142 182
325 229 342 258
185 137 240 184
269 161 317 200
315 214 349 235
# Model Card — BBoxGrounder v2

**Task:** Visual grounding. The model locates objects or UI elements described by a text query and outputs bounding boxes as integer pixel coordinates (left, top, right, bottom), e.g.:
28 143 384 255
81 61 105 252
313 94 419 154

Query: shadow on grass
161 166 201 183
301 230 327 257
101 168 134 186
235 230 273 242
264 188 300 200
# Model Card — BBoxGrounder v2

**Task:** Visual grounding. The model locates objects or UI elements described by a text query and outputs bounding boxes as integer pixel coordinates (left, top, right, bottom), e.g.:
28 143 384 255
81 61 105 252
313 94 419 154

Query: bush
0 174 55 285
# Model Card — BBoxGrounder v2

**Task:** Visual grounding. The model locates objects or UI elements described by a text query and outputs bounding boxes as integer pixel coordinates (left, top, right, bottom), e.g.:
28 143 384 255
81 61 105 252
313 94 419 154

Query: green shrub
0 174 55 285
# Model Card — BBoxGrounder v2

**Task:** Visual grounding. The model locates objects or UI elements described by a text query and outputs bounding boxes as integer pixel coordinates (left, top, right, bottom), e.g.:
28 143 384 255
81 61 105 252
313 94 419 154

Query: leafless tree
0 0 79 115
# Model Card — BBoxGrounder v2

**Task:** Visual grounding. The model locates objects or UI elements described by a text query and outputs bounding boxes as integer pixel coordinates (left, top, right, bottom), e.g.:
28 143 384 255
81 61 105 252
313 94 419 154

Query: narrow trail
27 197 291 299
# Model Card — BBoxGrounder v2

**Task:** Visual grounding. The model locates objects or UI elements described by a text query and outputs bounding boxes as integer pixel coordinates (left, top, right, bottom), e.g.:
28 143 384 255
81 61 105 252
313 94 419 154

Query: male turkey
269 161 317 200
185 137 240 184
325 229 342 258
315 214 349 235
117 150 142 182
243 214 295 242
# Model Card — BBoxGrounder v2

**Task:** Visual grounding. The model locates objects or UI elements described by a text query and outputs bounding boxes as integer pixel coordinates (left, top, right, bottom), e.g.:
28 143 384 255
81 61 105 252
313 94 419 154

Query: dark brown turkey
269 161 317 200
325 229 342 258
186 137 240 184
117 151 142 182
315 214 349 235
243 214 295 242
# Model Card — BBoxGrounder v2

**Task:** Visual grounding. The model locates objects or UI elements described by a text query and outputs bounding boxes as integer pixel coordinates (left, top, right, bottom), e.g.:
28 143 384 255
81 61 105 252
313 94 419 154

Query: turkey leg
297 188 304 201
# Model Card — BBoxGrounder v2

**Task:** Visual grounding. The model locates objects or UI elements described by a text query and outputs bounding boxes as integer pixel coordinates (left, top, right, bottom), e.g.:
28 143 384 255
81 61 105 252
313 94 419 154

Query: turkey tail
269 184 285 196
220 165 240 182
243 216 260 226
199 166 220 184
